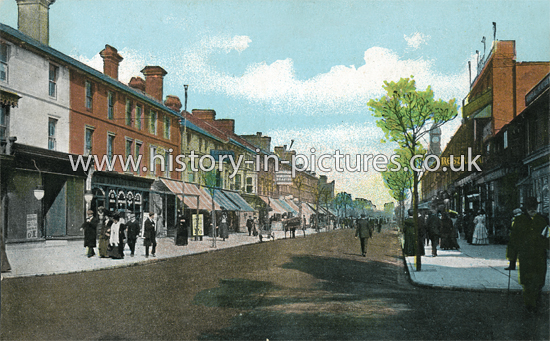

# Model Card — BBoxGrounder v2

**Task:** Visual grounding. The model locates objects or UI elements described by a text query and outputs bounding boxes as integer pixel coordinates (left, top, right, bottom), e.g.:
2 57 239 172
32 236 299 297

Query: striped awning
223 191 255 212
260 196 286 215
301 202 315 216
160 178 220 211
282 198 300 213
276 199 297 214
213 189 240 211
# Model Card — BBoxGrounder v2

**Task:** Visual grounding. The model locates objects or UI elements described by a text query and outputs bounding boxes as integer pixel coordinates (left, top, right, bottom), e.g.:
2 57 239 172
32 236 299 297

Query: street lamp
84 190 94 204
33 185 45 201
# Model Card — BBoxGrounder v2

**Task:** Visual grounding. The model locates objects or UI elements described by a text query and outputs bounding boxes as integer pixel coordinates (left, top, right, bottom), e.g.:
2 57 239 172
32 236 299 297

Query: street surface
1 227 549 340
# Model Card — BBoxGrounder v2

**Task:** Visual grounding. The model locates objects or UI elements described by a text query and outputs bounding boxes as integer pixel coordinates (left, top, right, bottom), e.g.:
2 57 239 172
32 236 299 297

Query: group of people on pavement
81 207 166 259
400 196 549 314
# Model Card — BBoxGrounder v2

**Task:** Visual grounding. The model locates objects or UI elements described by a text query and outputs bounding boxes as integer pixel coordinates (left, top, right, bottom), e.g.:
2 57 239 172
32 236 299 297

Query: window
135 105 142 130
149 110 157 134
107 92 114 120
48 118 57 150
164 116 170 139
49 64 58 97
107 134 115 159
503 131 508 149
150 145 158 174
135 141 143 175
164 149 170 177
0 106 8 140
234 174 241 191
125 99 132 126
85 81 93 109
246 177 253 193
84 127 94 156
0 43 8 81
125 138 133 159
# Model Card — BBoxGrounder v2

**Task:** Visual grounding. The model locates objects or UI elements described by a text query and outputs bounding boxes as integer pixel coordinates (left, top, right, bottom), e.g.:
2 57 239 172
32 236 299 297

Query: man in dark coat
425 210 440 257
81 210 98 258
246 216 253 236
403 209 424 256
355 214 373 257
144 212 157 257
507 197 549 313
175 214 188 246
126 213 140 256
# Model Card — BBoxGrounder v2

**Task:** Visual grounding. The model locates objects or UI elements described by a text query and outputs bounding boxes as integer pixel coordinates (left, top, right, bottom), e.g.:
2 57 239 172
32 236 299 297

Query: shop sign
192 214 204 236
26 214 38 239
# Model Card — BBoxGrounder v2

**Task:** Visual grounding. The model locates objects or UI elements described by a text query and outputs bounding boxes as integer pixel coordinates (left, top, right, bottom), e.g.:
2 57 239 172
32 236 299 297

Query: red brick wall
69 71 181 179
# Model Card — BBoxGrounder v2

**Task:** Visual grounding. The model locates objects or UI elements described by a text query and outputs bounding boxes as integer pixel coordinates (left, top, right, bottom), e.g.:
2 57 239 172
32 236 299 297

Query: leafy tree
382 146 425 227
368 77 457 270
203 170 219 247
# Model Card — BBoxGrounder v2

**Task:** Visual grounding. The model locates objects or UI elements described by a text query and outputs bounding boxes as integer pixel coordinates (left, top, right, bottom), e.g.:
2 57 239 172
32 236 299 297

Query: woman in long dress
97 207 110 258
472 210 489 245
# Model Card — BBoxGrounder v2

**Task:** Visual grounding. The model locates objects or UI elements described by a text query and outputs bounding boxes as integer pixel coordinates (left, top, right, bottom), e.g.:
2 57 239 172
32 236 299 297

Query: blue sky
1 0 549 208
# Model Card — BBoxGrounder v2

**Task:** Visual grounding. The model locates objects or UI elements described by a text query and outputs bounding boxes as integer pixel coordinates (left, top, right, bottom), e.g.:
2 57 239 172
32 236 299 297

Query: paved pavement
405 237 550 293
2 228 550 294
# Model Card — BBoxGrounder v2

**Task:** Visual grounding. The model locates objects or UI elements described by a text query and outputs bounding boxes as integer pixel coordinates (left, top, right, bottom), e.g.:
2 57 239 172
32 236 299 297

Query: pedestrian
175 214 188 246
97 207 110 258
144 212 157 257
355 214 373 257
1 219 11 272
465 209 475 244
402 210 417 256
219 211 229 241
507 197 550 313
107 213 125 259
505 208 524 270
80 209 98 258
126 213 140 256
246 215 253 236
472 210 489 245
425 210 440 257
377 218 382 233
439 211 455 250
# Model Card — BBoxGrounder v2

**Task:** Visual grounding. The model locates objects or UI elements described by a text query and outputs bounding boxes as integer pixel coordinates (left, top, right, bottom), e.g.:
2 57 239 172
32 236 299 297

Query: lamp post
32 160 44 238
84 190 94 211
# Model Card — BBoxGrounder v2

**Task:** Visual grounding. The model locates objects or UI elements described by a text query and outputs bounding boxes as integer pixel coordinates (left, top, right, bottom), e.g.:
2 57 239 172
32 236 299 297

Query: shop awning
223 191 255 212
260 196 286 215
276 199 297 214
301 203 315 215
160 178 220 211
282 198 300 213
213 189 240 211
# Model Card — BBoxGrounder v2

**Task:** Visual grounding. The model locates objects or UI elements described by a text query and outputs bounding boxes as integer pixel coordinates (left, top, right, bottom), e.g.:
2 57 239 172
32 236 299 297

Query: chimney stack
212 119 235 134
141 66 167 102
192 109 216 121
128 77 146 91
100 45 123 80
164 95 182 112
16 0 56 45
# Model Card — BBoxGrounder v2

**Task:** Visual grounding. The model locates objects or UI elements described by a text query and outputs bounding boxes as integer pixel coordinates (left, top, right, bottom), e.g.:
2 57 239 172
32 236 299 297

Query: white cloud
404 32 431 50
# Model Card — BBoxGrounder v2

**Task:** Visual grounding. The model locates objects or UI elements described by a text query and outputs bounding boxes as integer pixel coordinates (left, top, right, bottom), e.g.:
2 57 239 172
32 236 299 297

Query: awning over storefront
260 196 286 215
282 198 300 213
223 191 255 212
213 189 240 211
301 202 315 216
276 199 297 214
160 178 220 211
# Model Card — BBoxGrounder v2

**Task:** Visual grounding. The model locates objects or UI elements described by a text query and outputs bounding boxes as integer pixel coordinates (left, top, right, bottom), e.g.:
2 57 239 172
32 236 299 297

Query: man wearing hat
80 210 98 258
144 212 157 257
126 213 140 256
507 197 550 313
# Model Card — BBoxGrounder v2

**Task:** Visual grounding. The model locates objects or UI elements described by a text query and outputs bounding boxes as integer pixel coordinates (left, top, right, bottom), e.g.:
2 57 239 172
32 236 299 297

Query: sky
1 0 549 208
